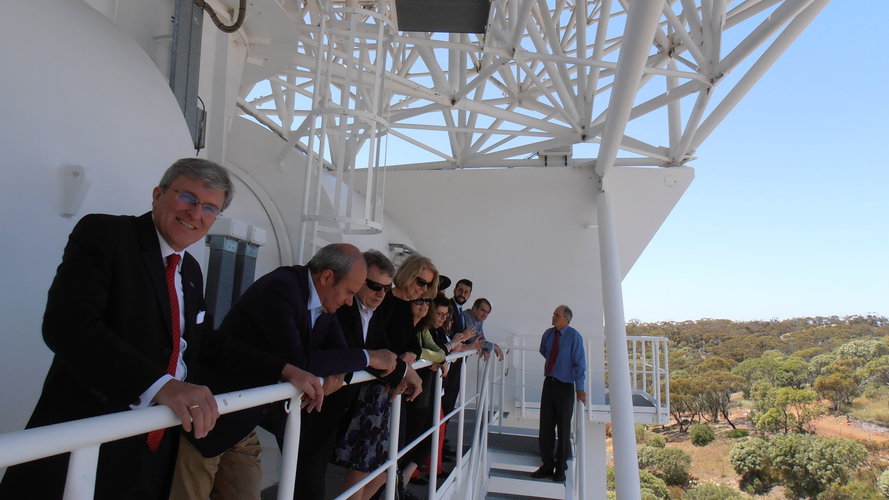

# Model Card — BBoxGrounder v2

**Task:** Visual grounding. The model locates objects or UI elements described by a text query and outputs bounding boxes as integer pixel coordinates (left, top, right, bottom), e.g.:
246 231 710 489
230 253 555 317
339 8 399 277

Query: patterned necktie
147 253 182 451
545 329 561 377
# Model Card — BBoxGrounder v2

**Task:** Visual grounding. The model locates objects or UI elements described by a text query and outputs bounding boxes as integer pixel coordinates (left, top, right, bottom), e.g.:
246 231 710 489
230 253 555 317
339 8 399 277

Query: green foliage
689 356 736 375
683 482 744 499
636 424 648 444
817 480 883 500
637 445 692 486
605 466 670 499
689 424 715 446
815 372 859 410
730 434 868 497
862 355 889 386
639 470 670 499
768 434 868 498
726 428 748 439
732 351 809 392
648 434 666 448
729 437 773 489
835 339 889 364
752 386 822 434
877 469 889 499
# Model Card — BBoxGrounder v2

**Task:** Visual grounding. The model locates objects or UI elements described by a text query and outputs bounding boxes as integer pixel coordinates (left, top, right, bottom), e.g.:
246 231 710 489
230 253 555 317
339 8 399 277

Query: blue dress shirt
539 326 586 391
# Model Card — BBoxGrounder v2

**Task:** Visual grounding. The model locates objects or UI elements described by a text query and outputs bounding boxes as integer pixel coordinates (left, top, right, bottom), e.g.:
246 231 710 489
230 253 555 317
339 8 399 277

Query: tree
835 339 889 363
668 377 703 431
815 372 858 410
729 437 773 492
768 434 868 498
689 356 736 375
753 386 822 434
690 424 715 446
696 370 745 427
637 445 692 486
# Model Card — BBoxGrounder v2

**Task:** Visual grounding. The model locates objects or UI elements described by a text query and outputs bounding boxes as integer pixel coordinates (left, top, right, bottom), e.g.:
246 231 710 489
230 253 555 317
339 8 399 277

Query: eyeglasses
414 276 433 289
365 279 392 293
412 298 432 305
173 190 222 218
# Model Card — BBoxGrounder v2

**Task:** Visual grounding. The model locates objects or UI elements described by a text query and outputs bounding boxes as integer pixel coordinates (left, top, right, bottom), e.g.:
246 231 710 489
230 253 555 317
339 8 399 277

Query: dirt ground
812 413 889 443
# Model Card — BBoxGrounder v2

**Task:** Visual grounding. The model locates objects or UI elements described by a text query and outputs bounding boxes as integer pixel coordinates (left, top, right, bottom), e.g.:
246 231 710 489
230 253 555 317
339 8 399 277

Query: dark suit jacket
0 213 214 499
336 301 406 387
190 265 369 457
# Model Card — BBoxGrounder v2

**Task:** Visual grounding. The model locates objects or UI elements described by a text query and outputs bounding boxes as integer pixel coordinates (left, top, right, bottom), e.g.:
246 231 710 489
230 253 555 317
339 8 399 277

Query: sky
622 1 889 323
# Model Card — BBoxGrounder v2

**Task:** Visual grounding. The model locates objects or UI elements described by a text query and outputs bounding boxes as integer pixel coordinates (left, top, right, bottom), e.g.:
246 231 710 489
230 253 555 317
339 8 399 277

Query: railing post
428 369 443 500
63 445 100 500
277 395 303 500
520 342 526 418
385 394 402 500
455 356 467 494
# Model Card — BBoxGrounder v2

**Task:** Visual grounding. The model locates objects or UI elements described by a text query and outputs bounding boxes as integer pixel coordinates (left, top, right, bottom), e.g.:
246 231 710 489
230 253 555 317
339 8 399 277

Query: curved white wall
0 0 194 432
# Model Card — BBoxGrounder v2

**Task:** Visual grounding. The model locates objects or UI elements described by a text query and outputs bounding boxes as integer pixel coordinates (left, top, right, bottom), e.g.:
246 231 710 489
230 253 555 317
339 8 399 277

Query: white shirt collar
307 272 322 326
154 227 184 269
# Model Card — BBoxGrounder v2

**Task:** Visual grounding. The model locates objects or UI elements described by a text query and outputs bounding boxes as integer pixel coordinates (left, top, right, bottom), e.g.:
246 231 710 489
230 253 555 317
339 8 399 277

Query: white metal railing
0 349 502 500
510 335 670 425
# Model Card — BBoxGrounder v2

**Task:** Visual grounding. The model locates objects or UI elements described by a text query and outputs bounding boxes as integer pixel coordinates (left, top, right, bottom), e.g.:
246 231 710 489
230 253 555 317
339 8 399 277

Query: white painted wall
0 0 195 433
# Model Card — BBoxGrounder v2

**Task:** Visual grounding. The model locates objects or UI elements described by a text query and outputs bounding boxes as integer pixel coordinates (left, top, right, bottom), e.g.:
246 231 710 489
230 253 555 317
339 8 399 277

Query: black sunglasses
415 276 433 289
412 298 432 304
365 279 392 293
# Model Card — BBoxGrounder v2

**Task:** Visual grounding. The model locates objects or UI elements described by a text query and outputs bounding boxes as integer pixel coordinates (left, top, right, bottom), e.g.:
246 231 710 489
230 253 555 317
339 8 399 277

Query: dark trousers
0 430 179 500
538 376 575 471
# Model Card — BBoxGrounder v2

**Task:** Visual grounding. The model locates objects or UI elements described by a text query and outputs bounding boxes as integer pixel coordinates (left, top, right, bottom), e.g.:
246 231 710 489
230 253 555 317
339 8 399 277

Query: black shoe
552 468 566 482
443 446 456 457
531 464 553 479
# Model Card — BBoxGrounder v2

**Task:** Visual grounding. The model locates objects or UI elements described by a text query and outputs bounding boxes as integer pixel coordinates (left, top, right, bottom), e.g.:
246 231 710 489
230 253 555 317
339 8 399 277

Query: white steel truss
236 0 831 176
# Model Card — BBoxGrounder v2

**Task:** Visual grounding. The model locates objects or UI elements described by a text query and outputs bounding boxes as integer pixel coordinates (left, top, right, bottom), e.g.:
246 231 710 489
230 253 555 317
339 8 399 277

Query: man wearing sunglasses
0 158 321 499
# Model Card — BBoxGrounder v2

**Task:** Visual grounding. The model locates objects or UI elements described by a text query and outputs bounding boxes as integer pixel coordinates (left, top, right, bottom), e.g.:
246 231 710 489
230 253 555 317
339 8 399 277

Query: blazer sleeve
42 215 165 405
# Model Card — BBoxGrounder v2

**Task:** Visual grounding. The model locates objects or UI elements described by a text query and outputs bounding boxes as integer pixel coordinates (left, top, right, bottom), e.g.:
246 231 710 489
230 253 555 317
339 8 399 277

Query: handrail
0 349 482 500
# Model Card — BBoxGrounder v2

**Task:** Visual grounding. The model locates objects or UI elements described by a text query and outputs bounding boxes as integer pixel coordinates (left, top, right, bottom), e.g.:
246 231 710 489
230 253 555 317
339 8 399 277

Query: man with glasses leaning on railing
0 158 325 500
531 305 587 483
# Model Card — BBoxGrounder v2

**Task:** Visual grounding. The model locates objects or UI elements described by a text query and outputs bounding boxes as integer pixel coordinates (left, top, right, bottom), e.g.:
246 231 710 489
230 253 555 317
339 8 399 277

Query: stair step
489 450 543 472
487 474 565 499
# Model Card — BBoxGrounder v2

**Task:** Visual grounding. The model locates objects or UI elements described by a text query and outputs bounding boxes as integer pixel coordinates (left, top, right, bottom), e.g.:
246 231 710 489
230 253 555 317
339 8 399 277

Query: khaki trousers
169 431 263 500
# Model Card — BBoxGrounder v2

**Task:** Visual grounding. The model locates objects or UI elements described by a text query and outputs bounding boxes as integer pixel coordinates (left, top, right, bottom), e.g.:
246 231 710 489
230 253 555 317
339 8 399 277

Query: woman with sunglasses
334 254 439 500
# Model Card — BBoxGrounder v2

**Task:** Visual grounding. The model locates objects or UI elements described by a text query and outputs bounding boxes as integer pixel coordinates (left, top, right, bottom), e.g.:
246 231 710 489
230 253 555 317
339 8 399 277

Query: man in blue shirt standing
532 305 586 482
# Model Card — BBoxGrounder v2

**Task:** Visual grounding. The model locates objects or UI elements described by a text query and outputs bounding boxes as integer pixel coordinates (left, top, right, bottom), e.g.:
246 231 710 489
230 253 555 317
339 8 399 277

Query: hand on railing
576 390 586 404
367 349 398 376
281 363 324 412
322 373 345 396
154 379 220 439
388 365 423 402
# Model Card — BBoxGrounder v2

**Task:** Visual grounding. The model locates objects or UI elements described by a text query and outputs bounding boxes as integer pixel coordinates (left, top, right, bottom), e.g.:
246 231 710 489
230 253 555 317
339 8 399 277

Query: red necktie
545 329 561 377
147 253 182 451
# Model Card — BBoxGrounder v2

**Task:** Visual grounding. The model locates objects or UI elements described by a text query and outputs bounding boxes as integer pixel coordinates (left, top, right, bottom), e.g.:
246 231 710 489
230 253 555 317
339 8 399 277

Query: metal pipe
276 395 303 500
63 445 99 500
385 393 402 500
692 0 829 150
428 369 443 499
594 0 666 178
597 189 641 500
